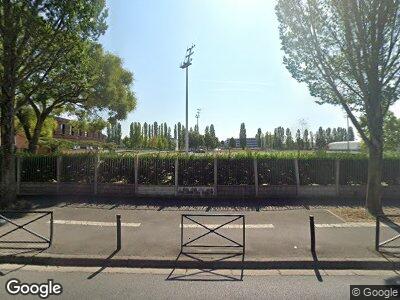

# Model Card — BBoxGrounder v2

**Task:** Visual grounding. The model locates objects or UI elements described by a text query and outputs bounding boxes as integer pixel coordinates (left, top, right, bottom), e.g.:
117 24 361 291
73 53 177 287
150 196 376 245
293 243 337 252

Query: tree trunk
1 0 17 206
28 119 44 154
366 143 383 215
1 99 16 207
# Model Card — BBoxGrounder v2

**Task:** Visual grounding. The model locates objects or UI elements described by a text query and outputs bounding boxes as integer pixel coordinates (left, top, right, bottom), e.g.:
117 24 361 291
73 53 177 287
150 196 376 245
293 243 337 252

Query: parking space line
180 224 274 229
316 222 385 228
48 220 141 227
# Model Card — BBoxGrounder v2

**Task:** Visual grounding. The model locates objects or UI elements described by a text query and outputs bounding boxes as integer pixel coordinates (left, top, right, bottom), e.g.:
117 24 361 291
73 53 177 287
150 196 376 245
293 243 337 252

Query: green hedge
0 152 398 186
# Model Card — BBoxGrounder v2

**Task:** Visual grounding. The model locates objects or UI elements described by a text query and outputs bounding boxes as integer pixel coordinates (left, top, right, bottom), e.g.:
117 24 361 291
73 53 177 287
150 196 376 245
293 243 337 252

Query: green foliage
239 123 246 149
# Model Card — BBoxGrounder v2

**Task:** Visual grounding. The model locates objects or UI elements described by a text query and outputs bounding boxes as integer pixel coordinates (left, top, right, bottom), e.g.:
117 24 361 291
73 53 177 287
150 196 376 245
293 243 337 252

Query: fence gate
180 214 245 256
0 211 53 249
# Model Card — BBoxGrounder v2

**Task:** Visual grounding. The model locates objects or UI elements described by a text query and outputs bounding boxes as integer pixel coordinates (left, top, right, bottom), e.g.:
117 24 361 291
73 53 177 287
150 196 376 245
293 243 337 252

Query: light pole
195 108 201 132
180 44 195 154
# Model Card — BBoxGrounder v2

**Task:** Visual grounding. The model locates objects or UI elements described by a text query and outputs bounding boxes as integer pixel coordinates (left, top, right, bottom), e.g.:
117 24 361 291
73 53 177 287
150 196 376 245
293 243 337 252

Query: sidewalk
1 201 400 269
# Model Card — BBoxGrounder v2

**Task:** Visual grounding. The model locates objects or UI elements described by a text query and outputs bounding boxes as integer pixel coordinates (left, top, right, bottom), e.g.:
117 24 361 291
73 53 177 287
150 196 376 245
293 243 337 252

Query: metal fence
4 155 400 196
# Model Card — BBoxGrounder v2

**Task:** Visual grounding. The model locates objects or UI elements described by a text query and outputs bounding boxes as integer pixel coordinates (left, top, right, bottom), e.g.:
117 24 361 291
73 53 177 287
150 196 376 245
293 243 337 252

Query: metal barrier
180 214 245 255
0 211 53 249
375 214 400 251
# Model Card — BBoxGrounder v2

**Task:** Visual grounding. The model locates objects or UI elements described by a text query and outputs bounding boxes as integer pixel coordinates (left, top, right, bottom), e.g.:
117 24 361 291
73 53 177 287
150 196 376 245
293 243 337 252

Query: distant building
225 138 259 149
327 141 361 152
53 117 106 142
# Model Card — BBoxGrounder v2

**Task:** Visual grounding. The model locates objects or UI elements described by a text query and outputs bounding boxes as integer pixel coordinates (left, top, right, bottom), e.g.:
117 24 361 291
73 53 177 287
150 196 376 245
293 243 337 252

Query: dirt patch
327 207 400 223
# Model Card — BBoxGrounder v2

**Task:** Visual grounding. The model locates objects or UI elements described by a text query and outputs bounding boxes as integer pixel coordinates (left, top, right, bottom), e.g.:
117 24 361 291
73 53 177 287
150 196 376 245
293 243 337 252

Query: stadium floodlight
180 44 195 153
195 108 201 132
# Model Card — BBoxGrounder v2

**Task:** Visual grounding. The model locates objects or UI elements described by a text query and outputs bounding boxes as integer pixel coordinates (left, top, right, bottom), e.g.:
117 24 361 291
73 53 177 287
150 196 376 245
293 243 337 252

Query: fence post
254 158 258 197
310 215 316 253
134 155 139 194
93 153 99 195
335 159 340 196
294 159 300 196
214 158 218 197
375 216 380 251
116 214 121 251
175 158 179 196
56 156 62 194
16 156 21 195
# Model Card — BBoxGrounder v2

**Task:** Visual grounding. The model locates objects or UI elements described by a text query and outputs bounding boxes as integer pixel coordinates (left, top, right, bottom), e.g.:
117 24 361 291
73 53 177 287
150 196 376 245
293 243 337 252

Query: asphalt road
3 205 397 260
0 266 399 300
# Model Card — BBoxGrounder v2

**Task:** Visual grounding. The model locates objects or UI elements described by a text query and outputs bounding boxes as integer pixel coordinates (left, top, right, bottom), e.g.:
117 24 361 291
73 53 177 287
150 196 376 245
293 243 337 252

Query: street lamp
195 108 201 132
180 44 195 154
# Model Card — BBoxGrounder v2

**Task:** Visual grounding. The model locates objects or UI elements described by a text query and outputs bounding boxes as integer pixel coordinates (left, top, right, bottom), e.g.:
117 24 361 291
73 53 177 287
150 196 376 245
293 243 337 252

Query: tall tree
303 129 310 150
239 123 247 149
285 128 295 149
273 126 285 150
276 0 400 213
296 129 304 150
256 128 262 148
315 127 327 150
348 127 355 141
229 137 236 149
0 0 107 204
209 124 218 148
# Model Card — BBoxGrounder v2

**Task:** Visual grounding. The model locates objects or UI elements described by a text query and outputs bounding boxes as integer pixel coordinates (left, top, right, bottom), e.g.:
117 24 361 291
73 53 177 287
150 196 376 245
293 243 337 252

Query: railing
5 155 400 198
0 211 53 249
180 214 245 255
375 214 400 251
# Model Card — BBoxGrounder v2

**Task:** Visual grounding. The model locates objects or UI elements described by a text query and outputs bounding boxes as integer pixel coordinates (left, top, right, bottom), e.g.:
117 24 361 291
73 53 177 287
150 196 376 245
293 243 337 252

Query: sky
100 0 400 140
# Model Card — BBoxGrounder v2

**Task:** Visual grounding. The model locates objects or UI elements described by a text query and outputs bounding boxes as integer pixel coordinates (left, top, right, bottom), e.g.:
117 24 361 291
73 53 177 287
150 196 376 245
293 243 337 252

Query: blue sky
100 0 400 140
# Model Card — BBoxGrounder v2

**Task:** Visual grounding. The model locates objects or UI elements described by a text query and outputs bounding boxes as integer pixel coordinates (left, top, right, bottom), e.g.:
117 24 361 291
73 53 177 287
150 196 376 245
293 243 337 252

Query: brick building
53 117 106 142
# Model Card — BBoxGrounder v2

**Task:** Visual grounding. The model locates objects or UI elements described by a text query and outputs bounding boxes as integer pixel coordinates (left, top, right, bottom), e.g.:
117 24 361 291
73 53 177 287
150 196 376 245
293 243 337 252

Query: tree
315 127 327 150
256 128 262 148
348 127 355 141
383 112 400 151
285 128 295 150
273 127 285 150
17 44 136 153
209 124 218 148
303 129 310 150
296 129 304 150
239 123 247 149
276 0 400 213
229 137 236 149
0 0 107 204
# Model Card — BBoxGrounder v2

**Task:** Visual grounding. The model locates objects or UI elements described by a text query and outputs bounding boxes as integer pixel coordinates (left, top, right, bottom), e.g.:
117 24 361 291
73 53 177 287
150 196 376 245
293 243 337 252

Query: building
225 138 259 149
53 117 106 142
327 141 361 152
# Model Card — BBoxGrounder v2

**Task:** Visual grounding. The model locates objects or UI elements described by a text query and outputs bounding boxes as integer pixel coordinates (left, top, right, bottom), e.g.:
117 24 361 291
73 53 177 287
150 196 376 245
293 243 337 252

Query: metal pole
375 216 380 251
49 212 54 247
310 215 315 253
347 116 350 152
116 214 121 251
180 215 184 252
185 67 189 154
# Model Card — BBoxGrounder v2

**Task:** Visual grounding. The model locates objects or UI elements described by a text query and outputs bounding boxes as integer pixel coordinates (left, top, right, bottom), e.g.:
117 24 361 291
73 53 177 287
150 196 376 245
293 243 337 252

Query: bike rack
375 214 400 251
180 214 245 255
0 211 53 249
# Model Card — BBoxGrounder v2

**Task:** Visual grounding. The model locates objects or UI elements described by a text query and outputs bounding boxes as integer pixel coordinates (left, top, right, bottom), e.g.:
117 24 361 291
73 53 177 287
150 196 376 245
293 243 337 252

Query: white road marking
48 220 141 227
324 209 346 222
180 224 274 229
316 222 397 228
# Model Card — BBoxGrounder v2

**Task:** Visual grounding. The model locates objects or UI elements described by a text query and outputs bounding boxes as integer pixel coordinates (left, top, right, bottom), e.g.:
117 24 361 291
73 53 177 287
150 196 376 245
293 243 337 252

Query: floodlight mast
195 108 201 132
180 44 195 154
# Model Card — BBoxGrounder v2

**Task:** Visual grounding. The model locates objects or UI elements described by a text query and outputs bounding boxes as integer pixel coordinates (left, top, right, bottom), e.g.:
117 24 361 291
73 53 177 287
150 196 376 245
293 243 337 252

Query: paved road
0 266 399 300
1 204 399 260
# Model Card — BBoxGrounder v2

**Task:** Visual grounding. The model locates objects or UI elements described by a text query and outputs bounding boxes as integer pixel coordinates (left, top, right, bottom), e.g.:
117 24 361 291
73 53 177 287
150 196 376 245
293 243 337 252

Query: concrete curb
1 254 399 270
